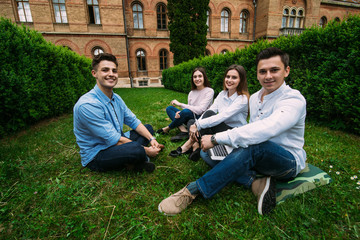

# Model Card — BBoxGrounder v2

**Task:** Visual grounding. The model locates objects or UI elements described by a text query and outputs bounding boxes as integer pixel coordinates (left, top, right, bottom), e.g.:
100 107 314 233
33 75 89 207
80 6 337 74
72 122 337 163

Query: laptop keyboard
212 145 228 157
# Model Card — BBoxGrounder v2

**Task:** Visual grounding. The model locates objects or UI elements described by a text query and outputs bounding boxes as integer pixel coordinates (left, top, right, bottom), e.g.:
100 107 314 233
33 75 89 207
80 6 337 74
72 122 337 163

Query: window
320 16 327 28
221 49 228 54
295 9 303 28
206 10 210 30
221 9 229 32
139 80 148 86
335 17 340 22
87 0 100 24
159 49 168 70
239 10 249 33
205 49 211 56
63 45 72 51
136 49 146 71
133 3 143 29
289 9 296 28
282 8 289 28
92 46 104 57
282 7 304 28
157 4 166 30
53 0 67 23
16 0 32 22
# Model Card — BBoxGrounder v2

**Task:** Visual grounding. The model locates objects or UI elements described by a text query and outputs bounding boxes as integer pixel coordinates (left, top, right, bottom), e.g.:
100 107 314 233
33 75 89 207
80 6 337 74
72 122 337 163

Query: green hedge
0 18 94 137
162 15 360 134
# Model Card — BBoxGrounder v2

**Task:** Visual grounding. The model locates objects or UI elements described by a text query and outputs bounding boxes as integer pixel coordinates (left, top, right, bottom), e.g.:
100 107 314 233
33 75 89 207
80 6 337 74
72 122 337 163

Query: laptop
208 144 234 161
193 113 234 161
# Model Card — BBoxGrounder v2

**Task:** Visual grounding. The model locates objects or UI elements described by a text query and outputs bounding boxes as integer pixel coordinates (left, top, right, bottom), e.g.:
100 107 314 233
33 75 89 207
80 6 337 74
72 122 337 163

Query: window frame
206 10 210 31
16 0 33 22
136 49 147 71
159 49 168 70
282 7 305 29
282 8 289 28
53 0 68 24
320 16 327 28
239 10 249 33
87 0 101 24
289 8 296 28
132 3 144 29
156 3 167 30
221 49 228 55
138 80 148 86
295 9 304 28
92 46 104 57
220 9 230 33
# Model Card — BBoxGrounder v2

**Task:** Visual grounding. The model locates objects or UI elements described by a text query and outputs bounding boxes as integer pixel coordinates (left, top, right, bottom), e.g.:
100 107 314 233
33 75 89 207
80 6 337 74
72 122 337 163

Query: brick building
1 0 359 87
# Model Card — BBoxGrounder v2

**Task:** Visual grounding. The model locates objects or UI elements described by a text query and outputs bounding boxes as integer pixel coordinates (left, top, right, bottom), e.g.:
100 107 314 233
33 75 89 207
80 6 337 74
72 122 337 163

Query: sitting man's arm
134 123 162 158
216 95 306 148
135 123 161 149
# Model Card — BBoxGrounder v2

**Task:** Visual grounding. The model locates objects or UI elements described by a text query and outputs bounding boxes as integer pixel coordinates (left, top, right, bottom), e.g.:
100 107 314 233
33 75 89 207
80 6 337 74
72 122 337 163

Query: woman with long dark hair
157 67 214 141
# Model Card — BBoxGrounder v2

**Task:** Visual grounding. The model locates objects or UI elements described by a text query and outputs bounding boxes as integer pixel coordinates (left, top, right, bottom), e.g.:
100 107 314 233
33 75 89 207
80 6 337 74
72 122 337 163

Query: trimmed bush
0 18 94 137
162 15 360 134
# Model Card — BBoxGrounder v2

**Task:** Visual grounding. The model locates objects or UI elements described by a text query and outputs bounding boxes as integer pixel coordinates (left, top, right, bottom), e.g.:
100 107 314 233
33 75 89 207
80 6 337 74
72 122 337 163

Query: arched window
221 9 229 32
159 49 168 70
319 16 327 28
16 0 33 22
289 9 296 28
282 7 305 29
63 45 72 51
282 8 289 28
136 49 146 71
221 49 228 54
205 49 211 56
295 9 304 28
87 0 100 24
206 10 210 30
133 3 143 29
335 17 340 22
92 46 104 57
157 3 167 30
239 10 249 33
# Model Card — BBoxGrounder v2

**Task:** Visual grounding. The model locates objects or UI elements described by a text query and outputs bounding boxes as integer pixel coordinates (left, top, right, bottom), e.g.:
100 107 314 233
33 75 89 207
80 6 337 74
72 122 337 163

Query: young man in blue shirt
158 47 307 215
74 53 163 173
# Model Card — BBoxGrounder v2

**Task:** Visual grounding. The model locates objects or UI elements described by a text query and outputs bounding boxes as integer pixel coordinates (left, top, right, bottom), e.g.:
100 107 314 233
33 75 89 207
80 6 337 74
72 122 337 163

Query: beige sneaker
251 177 276 215
158 185 197 216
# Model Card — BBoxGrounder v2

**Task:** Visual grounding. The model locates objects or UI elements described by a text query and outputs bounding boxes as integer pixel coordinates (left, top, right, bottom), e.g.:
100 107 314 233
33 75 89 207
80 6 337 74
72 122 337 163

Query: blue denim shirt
73 85 141 166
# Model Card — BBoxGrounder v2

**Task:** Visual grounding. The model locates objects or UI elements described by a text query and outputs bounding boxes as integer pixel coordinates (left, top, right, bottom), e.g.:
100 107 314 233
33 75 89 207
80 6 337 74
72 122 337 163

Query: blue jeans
86 124 154 172
166 106 199 129
196 141 297 199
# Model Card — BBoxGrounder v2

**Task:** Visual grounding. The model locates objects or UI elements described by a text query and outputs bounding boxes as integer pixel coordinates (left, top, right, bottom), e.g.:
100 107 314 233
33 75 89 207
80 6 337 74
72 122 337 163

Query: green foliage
287 16 360 133
0 18 94 137
0 88 359 239
162 15 360 134
168 0 210 65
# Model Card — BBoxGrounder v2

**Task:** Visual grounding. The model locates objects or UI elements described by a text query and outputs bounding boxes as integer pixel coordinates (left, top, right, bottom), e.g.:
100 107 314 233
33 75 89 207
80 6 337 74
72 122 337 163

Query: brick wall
1 0 359 87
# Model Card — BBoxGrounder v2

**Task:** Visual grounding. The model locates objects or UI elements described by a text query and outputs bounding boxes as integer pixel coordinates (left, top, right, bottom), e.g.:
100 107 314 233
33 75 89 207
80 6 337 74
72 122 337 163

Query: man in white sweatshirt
158 47 307 216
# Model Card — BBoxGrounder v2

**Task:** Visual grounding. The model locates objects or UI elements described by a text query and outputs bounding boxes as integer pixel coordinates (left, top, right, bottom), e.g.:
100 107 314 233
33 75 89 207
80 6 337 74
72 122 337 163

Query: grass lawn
0 88 359 239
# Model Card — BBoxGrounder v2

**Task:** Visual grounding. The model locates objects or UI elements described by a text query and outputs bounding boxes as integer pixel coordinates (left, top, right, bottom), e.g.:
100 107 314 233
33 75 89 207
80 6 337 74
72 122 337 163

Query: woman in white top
169 65 249 161
156 67 214 137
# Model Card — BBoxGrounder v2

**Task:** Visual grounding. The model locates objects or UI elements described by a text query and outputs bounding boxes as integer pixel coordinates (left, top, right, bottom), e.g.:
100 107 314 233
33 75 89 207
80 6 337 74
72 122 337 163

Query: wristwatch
211 135 218 146
149 136 156 142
